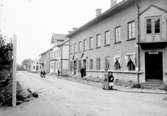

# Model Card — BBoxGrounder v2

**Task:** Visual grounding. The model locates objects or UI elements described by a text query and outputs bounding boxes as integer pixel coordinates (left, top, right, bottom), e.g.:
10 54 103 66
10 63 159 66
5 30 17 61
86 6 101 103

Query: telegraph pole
12 35 17 106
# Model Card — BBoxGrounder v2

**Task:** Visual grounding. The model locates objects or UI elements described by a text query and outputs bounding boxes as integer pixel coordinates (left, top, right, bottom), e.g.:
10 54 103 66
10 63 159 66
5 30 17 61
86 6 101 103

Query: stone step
141 82 164 89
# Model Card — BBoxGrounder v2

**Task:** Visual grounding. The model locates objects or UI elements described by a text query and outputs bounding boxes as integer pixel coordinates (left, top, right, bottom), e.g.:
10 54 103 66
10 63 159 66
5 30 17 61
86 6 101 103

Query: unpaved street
0 71 167 116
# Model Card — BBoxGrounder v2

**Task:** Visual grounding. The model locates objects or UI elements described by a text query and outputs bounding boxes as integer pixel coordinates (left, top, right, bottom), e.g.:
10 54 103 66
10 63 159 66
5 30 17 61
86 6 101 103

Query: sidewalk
48 74 167 95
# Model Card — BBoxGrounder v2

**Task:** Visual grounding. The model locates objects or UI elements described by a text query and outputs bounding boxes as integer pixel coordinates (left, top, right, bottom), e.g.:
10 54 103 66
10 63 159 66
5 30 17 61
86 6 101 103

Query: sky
0 0 122 64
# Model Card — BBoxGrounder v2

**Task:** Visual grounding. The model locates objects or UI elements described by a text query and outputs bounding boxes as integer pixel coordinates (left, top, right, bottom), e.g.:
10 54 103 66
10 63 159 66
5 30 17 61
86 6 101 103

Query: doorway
145 52 163 81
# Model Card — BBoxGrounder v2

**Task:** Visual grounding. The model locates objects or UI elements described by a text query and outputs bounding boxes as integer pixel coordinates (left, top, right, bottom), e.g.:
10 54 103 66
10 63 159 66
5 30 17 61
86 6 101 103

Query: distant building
30 61 42 72
50 34 67 74
57 39 69 75
39 49 51 73
67 0 167 84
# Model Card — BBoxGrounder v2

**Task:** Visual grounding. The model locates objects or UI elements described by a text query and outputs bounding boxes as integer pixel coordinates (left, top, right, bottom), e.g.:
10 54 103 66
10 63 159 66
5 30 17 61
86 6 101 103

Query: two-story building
39 49 51 73
50 33 66 74
67 0 167 85
57 39 69 75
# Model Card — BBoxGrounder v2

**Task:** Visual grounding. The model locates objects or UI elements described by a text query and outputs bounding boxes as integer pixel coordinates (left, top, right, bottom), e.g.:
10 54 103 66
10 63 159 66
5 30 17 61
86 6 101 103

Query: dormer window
146 16 161 34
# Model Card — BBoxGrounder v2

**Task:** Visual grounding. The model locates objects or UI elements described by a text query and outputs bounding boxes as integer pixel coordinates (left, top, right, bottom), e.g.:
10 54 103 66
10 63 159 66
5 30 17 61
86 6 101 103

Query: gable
140 5 167 16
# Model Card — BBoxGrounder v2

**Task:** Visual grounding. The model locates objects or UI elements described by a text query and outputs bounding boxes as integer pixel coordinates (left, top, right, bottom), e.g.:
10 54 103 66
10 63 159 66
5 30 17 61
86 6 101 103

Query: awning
137 42 167 49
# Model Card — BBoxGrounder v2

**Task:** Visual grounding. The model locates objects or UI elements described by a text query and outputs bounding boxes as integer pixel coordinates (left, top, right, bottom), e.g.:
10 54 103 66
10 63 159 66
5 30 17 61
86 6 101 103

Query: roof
67 0 134 38
40 48 52 56
51 33 66 44
57 39 69 47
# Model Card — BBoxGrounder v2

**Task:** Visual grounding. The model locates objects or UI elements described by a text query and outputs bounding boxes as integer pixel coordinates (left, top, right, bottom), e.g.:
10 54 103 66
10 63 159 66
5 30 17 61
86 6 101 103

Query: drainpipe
61 46 63 76
136 0 141 86
68 39 71 74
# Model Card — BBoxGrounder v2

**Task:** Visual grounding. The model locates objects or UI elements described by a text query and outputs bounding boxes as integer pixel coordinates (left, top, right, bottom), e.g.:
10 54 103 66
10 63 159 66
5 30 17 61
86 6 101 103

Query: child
108 71 114 89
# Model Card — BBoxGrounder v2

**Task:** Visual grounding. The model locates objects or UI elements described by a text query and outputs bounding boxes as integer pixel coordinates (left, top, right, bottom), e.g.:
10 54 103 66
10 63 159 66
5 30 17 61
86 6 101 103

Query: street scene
0 71 167 116
0 0 167 115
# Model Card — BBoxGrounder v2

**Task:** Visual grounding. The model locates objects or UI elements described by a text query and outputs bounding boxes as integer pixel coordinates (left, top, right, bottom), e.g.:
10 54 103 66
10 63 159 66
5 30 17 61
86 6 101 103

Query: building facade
30 61 42 73
57 39 69 75
68 0 167 84
49 34 67 74
39 49 51 73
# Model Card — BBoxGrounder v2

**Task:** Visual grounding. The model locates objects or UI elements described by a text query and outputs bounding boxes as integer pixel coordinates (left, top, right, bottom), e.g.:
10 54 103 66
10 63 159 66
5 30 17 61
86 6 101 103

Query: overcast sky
0 0 121 64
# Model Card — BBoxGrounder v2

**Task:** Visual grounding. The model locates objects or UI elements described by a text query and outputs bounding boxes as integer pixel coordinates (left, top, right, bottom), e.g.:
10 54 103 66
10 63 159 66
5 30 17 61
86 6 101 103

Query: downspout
61 46 63 76
68 39 71 74
136 0 141 86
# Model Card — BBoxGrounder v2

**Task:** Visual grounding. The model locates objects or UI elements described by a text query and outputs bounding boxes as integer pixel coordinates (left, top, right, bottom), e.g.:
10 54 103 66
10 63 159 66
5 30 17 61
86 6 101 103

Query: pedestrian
80 68 84 78
40 70 43 78
57 70 60 76
43 70 46 78
108 71 114 89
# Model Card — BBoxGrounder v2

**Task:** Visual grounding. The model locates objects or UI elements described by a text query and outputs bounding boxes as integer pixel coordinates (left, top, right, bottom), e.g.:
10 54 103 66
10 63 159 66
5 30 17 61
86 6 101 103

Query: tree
22 59 33 70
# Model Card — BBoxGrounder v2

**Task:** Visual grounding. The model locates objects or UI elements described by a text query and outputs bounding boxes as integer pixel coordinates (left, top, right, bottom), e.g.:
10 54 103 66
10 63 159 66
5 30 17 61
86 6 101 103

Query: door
145 52 163 80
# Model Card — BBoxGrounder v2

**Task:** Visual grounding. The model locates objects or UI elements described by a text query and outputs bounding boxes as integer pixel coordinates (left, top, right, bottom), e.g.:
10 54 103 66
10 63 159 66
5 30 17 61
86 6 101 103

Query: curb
50 75 167 95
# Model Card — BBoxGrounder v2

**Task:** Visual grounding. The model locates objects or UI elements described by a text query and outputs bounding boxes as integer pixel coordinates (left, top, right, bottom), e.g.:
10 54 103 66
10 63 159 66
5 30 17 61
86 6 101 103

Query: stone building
67 0 167 85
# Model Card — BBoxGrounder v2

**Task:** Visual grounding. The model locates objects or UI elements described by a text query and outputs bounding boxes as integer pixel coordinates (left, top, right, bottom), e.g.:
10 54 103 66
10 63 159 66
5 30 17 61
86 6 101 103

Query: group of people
40 70 46 78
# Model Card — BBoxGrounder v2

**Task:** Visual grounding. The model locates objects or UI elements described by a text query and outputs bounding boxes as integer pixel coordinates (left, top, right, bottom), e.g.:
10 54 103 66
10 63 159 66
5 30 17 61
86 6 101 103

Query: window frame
104 30 110 46
104 56 110 70
127 21 136 41
145 16 161 35
115 26 121 44
78 41 82 53
89 37 93 50
83 39 87 51
96 34 101 48
89 59 93 70
96 57 101 70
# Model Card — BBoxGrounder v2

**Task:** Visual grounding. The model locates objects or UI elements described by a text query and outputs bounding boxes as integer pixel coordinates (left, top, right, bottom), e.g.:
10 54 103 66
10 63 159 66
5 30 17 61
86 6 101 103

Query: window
115 26 121 43
70 45 72 54
79 41 82 52
104 31 110 46
146 19 152 34
128 21 135 40
96 34 101 48
96 57 101 70
105 57 110 70
154 17 160 33
74 43 77 53
125 53 136 71
146 16 161 34
114 56 121 70
89 59 93 70
89 37 93 49
70 62 72 71
78 60 82 72
83 39 87 51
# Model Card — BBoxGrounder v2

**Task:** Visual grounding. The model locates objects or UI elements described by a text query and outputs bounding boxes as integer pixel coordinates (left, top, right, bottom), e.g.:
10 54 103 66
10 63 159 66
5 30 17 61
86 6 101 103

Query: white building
30 61 42 72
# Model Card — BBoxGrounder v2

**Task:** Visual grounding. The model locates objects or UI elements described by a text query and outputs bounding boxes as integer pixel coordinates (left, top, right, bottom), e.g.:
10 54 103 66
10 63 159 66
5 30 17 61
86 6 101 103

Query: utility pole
12 35 17 106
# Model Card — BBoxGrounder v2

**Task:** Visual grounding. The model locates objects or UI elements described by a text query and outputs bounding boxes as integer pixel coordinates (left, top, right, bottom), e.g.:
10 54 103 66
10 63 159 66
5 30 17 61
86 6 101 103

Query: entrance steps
141 79 164 89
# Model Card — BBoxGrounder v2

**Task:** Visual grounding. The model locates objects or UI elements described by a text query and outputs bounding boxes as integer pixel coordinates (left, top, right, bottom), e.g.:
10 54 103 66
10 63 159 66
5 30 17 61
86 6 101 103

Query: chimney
96 8 102 17
110 0 117 8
